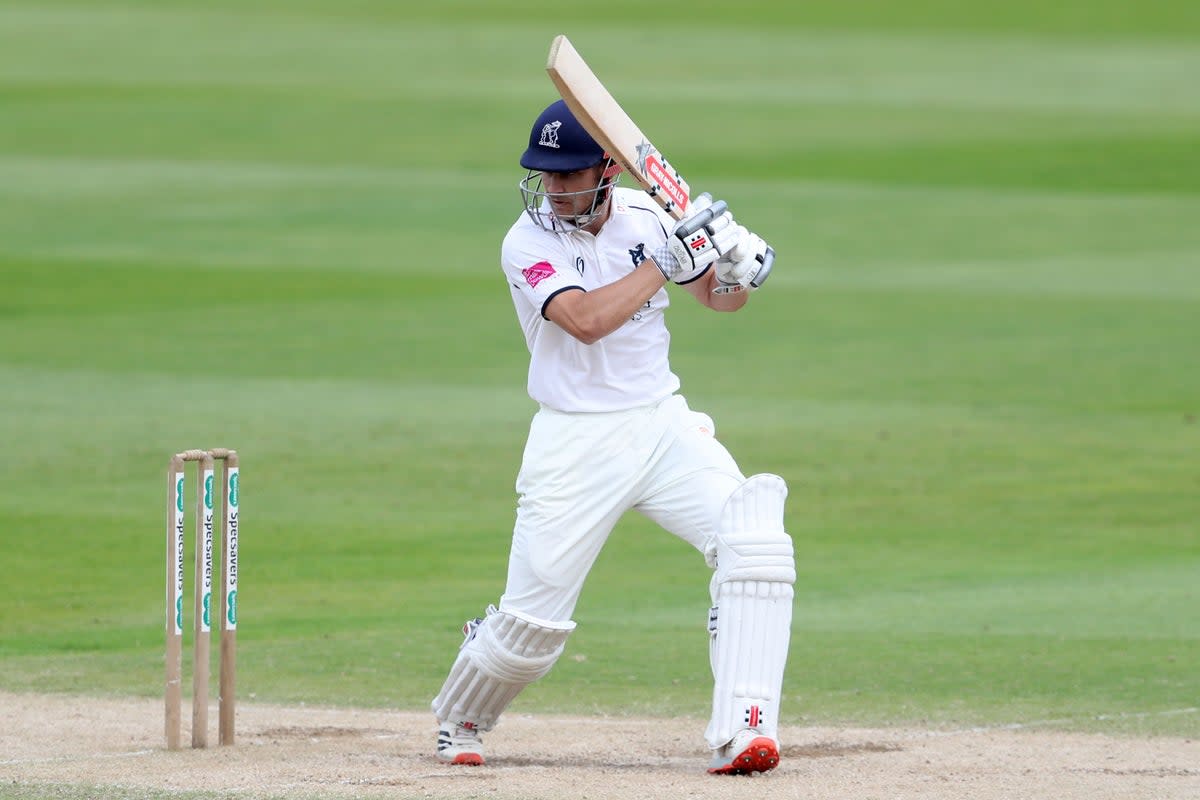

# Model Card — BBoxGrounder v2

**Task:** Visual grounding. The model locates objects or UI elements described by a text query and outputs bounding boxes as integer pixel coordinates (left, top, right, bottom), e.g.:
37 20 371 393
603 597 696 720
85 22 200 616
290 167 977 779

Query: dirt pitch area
1 691 1196 799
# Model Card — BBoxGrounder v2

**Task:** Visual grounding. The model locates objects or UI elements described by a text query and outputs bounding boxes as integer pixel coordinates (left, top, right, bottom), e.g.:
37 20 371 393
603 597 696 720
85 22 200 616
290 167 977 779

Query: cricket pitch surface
1 691 1196 799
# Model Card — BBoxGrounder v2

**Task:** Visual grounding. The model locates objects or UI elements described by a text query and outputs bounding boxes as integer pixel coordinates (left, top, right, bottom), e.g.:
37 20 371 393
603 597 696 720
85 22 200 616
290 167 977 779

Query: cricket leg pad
705 474 795 750
431 606 575 733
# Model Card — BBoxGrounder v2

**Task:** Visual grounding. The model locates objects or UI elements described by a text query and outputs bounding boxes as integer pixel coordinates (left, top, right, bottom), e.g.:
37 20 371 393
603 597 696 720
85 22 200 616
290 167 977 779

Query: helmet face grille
518 171 619 232
520 99 605 173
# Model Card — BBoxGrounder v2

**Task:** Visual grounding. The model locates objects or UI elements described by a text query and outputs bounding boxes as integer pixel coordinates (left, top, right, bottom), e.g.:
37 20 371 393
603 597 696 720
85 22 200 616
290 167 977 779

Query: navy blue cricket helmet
520 99 619 176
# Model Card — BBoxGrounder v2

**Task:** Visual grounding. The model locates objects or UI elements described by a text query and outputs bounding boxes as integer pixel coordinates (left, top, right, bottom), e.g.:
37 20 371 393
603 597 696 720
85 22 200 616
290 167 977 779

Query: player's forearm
548 261 666 344
685 269 751 312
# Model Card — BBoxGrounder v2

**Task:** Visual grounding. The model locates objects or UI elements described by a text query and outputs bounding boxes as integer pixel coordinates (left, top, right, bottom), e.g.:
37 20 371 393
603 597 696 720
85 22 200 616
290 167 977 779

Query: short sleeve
502 229 585 319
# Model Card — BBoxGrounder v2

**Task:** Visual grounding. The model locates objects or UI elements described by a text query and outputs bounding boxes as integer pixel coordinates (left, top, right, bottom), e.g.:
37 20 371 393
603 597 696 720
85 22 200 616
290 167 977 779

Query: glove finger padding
714 233 774 295
750 244 774 288
710 222 745 258
699 216 738 258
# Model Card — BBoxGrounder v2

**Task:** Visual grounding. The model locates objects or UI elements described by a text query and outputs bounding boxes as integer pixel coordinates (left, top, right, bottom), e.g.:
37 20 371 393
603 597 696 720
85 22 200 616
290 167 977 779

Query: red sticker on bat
644 154 689 212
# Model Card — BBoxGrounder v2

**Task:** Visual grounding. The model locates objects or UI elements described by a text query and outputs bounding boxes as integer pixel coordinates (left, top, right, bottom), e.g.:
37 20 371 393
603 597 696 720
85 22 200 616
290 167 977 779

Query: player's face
540 165 607 217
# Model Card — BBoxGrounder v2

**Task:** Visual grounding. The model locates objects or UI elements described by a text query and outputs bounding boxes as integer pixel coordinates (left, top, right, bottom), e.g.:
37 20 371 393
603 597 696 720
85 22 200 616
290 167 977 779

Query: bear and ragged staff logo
538 121 562 149
629 243 646 267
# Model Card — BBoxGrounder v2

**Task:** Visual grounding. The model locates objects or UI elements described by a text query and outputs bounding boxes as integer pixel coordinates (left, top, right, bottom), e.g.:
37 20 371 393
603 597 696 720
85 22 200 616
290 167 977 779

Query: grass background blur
2 0 1197 740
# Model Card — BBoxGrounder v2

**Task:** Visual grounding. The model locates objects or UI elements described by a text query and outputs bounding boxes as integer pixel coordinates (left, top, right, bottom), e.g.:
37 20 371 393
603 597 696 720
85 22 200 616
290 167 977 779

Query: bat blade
546 34 692 219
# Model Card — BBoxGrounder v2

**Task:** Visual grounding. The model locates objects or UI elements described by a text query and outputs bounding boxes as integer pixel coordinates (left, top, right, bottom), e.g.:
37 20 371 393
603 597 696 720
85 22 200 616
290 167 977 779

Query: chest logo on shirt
576 256 585 274
629 243 646 266
522 261 556 288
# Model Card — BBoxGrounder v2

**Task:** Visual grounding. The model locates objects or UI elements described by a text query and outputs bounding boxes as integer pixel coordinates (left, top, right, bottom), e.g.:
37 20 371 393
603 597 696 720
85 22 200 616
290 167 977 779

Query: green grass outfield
2 0 1198 744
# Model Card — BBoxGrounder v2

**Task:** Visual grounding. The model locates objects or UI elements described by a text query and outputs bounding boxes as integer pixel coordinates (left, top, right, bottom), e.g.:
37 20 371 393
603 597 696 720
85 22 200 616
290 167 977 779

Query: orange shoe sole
708 736 779 775
449 752 484 766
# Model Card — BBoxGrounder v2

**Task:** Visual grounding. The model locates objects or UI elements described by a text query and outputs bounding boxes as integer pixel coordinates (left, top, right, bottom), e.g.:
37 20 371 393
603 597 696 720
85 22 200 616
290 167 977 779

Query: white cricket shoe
707 729 780 775
436 720 485 765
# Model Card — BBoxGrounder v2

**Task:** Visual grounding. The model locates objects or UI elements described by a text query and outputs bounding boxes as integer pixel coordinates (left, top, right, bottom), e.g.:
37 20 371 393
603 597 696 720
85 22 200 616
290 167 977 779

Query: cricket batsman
429 98 794 775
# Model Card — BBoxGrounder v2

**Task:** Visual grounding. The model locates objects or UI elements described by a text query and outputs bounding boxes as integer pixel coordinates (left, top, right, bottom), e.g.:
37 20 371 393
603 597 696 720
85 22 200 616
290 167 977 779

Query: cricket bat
546 34 694 221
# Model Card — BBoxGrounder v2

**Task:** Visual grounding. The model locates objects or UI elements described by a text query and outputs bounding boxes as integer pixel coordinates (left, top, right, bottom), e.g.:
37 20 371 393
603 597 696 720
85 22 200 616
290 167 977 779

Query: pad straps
431 606 575 732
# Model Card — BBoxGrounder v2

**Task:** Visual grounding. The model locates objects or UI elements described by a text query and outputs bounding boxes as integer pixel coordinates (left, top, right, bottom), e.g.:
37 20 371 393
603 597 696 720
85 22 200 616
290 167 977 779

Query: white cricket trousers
500 393 746 621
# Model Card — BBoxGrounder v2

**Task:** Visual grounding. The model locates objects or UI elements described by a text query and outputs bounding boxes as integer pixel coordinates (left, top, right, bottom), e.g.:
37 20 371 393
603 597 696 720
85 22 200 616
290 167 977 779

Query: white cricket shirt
501 187 706 413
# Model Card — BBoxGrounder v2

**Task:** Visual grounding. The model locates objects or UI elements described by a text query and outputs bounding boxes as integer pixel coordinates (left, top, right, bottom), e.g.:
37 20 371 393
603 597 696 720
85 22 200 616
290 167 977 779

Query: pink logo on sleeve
522 261 556 288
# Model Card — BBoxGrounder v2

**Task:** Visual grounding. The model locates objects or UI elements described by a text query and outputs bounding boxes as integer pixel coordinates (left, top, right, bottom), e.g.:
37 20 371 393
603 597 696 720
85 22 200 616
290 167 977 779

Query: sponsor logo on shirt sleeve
522 261 557 288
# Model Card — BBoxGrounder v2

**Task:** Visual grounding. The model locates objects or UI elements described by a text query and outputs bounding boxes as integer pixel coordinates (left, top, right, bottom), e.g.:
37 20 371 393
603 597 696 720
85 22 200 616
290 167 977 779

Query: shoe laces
460 604 499 646
450 722 482 743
